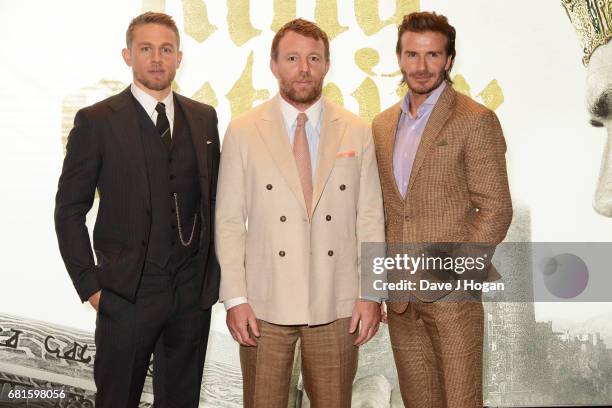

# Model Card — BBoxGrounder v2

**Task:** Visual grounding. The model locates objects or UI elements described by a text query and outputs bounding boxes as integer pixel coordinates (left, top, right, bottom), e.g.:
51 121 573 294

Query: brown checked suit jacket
372 84 513 309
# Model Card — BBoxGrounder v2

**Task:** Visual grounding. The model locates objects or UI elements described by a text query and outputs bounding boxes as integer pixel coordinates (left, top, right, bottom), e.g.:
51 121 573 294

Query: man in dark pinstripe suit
54 12 219 407
372 12 513 408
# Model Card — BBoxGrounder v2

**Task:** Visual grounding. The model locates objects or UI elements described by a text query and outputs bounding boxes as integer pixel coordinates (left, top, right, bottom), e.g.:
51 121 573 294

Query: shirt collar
401 81 447 118
279 94 323 130
130 82 174 118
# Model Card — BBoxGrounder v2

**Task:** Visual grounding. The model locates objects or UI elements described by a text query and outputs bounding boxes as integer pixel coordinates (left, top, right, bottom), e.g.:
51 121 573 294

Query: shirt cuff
224 297 248 310
359 295 382 304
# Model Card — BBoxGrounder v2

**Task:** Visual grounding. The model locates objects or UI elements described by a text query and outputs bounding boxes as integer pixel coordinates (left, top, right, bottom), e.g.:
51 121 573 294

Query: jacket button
171 241 176 246
170 175 175 180
146 210 151 217
141 240 146 247
279 250 286 257
404 216 410 221
328 250 334 256
280 216 286 222
340 184 346 191
171 208 176 214
326 215 331 221
171 225 176 230
266 184 273 190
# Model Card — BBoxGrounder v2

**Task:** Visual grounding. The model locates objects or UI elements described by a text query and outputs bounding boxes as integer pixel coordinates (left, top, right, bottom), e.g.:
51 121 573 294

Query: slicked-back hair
396 11 456 83
271 18 330 61
126 12 180 49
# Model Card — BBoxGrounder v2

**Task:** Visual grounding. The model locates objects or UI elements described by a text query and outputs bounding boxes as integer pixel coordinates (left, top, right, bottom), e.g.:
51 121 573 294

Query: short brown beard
279 76 324 106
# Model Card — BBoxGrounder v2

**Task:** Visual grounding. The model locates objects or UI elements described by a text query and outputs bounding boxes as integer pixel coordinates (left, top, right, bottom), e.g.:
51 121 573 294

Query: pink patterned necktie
293 112 313 217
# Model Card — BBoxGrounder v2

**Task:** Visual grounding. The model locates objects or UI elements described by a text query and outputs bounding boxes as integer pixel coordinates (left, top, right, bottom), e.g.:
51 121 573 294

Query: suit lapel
255 96 307 214
175 93 210 183
407 85 456 195
311 99 345 213
378 103 404 202
107 87 148 192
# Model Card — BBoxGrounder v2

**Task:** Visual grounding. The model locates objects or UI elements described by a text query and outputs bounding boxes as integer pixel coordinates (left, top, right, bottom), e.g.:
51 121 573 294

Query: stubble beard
134 69 174 92
279 76 324 106
403 67 447 95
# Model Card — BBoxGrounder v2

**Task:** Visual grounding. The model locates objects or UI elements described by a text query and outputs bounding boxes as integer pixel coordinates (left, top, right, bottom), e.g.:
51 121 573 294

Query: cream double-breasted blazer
215 96 385 325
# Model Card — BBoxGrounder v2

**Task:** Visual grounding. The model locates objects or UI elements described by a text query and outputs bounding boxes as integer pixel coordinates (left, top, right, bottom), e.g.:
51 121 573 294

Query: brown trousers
387 301 484 408
239 317 358 408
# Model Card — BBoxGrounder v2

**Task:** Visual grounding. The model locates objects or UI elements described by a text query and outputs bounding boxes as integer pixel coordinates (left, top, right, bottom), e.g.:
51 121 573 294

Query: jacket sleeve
464 109 513 243
215 123 248 301
357 126 387 300
54 109 101 302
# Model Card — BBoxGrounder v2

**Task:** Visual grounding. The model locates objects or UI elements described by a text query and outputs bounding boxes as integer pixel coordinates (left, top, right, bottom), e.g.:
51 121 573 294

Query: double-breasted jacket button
328 250 334 256
141 240 146 247
339 184 346 191
279 250 286 257
326 214 332 221
280 216 287 222
404 215 410 221
266 184 273 190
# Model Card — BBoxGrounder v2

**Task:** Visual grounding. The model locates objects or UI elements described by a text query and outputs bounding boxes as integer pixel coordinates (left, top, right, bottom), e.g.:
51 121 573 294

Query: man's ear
270 58 279 79
177 50 183 68
122 48 132 67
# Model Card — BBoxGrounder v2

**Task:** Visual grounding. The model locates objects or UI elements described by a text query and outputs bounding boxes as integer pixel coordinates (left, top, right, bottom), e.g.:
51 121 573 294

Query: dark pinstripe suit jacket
54 87 220 309
372 84 512 307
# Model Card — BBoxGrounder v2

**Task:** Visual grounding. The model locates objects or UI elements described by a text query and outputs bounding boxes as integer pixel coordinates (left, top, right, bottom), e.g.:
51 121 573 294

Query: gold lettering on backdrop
315 0 348 40
271 0 296 32
355 0 420 36
452 74 471 97
476 79 504 111
182 0 217 43
226 51 270 118
352 77 381 124
227 0 261 46
323 83 344 107
352 48 381 123
192 82 218 107
142 0 165 12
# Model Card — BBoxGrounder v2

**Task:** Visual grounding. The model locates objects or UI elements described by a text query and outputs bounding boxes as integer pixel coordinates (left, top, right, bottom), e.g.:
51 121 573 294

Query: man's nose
416 55 427 71
152 48 162 62
298 58 310 73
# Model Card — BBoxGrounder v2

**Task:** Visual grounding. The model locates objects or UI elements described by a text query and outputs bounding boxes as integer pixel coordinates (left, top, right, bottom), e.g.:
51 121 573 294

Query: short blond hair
126 12 180 49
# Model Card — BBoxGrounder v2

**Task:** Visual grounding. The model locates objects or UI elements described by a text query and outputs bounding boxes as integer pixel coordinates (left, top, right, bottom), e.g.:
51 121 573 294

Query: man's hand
381 302 388 324
226 303 260 346
349 299 382 346
88 290 101 312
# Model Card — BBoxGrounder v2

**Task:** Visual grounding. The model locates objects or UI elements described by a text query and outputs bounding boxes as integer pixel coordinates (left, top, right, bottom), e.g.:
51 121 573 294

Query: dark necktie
155 102 171 150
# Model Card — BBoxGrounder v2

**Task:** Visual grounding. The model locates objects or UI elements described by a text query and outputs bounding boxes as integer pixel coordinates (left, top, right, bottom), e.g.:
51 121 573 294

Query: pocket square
206 140 213 145
336 150 357 158
437 140 448 146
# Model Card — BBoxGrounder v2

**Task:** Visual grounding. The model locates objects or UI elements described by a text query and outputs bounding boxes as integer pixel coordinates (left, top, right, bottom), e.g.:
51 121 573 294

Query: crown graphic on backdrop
562 0 612 65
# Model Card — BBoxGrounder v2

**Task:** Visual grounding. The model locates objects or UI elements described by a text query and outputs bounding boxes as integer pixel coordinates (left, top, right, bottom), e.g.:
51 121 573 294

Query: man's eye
162 47 173 53
310 56 320 62
141 46 150 52
288 56 297 62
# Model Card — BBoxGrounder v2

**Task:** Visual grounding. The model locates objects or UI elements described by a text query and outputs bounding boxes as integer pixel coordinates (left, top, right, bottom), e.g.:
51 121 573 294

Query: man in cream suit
372 12 512 408
215 18 385 408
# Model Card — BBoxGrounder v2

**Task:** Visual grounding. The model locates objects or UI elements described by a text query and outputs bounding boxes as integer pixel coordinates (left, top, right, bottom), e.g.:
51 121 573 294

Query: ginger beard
278 73 324 106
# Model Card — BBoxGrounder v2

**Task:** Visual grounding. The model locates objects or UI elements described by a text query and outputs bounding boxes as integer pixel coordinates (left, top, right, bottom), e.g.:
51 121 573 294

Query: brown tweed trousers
372 84 512 408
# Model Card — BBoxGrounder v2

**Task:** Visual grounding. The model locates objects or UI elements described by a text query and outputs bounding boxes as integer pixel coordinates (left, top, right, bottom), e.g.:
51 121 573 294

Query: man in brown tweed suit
372 12 512 408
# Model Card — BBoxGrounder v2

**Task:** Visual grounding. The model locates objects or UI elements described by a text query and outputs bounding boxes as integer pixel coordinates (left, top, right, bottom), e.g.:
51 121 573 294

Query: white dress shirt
130 83 175 137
